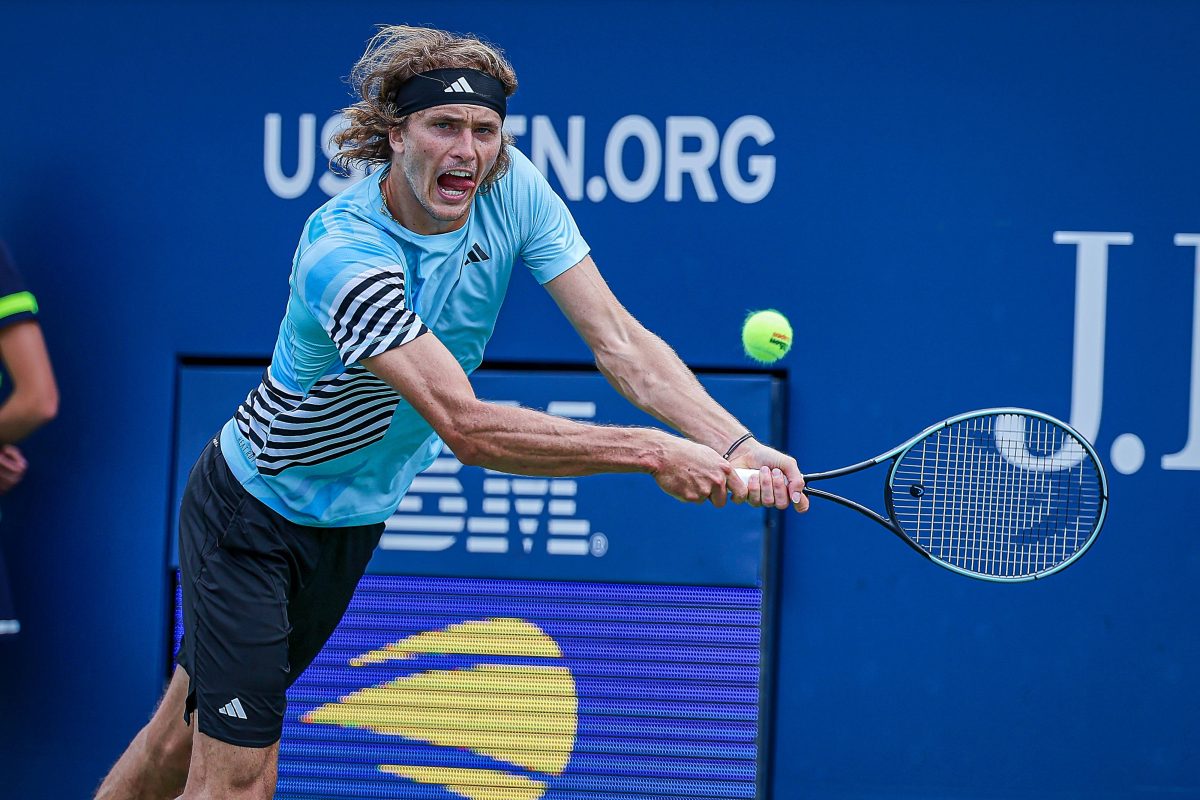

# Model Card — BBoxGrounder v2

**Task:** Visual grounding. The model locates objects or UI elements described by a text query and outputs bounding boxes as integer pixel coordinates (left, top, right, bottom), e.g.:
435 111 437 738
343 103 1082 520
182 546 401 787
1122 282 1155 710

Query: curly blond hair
332 25 518 192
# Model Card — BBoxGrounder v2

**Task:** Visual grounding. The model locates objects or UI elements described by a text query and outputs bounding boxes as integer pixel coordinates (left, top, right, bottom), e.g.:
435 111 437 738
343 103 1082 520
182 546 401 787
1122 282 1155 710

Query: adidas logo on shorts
217 697 248 719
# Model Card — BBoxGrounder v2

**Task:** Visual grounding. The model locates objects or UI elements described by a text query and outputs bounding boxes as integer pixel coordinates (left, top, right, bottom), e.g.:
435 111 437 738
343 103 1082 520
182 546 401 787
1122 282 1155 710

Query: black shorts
176 437 383 747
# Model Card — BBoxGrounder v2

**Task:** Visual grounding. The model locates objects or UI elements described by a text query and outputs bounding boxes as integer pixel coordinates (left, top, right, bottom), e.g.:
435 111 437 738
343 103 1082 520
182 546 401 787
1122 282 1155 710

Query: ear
388 124 405 156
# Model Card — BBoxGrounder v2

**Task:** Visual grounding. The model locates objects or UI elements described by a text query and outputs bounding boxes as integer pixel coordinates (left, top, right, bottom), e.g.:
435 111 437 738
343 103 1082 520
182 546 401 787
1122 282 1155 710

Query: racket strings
890 414 1102 578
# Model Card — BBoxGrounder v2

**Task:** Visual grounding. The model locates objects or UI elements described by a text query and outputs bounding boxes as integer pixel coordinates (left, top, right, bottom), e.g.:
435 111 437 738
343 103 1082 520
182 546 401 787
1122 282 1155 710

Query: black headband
388 68 507 120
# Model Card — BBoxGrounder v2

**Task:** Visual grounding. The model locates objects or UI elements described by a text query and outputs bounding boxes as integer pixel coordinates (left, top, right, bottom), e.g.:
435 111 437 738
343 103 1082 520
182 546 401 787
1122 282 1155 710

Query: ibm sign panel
171 366 780 799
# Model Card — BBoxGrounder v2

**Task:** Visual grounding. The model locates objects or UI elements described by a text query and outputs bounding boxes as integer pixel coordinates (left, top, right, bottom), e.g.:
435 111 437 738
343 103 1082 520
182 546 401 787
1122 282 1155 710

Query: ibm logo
380 401 609 558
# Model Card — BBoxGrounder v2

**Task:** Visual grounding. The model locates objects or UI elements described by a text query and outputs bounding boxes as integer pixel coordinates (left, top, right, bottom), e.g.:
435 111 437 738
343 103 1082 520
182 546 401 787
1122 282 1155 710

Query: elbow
10 388 58 433
438 405 485 467
35 391 59 426
593 327 657 389
444 429 482 467
29 387 59 427
592 335 636 377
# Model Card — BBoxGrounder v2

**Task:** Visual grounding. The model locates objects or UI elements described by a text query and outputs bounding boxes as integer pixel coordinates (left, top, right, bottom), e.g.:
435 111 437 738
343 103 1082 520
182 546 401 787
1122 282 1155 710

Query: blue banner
175 574 764 800
173 366 780 585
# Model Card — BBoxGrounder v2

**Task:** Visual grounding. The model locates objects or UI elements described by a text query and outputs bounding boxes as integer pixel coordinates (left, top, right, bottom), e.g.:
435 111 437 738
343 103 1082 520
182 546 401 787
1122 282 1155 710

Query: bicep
0 321 56 399
361 331 479 444
296 238 426 367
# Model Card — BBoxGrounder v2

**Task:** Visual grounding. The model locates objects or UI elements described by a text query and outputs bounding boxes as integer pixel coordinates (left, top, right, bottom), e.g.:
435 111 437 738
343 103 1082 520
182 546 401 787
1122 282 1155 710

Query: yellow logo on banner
302 617 578 800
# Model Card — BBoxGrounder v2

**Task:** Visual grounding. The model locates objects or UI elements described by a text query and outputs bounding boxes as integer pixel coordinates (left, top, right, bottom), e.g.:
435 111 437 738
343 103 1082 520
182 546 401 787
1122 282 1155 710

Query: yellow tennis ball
742 309 793 363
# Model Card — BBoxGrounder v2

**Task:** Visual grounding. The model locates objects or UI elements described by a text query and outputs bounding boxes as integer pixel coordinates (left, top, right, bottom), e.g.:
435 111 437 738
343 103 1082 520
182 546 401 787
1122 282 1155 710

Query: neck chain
380 170 402 225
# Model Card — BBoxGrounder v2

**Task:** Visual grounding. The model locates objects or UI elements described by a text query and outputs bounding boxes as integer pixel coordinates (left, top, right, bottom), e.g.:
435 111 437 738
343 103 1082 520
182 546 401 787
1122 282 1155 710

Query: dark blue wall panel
0 1 1196 797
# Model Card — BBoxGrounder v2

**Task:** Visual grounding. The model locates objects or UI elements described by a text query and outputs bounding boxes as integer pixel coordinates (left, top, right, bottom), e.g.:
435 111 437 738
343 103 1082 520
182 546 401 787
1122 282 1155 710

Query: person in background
0 241 59 637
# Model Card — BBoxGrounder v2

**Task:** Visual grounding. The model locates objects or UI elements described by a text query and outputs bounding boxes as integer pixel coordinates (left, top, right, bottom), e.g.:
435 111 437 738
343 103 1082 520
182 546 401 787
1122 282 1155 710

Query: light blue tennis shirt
220 146 590 526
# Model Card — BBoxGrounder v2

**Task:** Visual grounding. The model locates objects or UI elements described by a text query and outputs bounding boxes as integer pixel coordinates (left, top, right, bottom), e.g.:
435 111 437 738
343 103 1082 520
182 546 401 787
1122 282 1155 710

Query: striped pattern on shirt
235 263 428 476
236 366 403 476
328 266 427 364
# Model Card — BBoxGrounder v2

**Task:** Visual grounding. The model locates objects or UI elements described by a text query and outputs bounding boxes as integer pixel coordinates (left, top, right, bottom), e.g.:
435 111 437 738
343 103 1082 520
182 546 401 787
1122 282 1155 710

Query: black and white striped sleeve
298 240 429 365
325 266 428 364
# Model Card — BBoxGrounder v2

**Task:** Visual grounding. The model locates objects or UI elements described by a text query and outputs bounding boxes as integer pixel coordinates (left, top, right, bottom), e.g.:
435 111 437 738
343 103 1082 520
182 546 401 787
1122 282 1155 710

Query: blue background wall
1 1 1197 797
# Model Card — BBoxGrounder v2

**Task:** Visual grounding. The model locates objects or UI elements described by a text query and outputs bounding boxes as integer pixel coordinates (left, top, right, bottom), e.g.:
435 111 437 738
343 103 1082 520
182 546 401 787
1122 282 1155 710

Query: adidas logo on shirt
218 697 248 720
463 243 490 266
443 77 476 94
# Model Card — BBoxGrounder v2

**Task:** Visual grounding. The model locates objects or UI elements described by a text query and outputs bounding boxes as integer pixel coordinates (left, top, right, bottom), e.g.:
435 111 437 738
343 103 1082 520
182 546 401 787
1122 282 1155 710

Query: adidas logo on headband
443 77 476 94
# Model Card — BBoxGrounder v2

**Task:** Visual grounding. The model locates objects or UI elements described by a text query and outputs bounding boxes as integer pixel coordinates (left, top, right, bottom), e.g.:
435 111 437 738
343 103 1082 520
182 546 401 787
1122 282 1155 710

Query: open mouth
436 169 476 201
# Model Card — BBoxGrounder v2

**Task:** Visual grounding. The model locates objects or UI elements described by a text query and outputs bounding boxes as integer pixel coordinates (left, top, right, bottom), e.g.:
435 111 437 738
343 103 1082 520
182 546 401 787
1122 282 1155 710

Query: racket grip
734 468 805 487
732 467 810 505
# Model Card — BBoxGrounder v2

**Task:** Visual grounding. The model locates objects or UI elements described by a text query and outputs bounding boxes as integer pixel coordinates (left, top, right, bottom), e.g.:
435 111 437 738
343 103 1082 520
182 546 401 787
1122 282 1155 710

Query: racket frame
802 407 1109 582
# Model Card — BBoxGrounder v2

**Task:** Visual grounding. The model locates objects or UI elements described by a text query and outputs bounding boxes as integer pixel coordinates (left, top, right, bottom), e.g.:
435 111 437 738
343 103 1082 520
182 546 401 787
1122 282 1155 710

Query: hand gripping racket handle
734 467 800 486
733 467 848 507
732 467 812 498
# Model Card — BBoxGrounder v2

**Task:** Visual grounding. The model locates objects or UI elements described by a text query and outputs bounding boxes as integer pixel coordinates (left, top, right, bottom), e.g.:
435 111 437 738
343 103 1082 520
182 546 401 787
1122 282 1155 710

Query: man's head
334 26 518 221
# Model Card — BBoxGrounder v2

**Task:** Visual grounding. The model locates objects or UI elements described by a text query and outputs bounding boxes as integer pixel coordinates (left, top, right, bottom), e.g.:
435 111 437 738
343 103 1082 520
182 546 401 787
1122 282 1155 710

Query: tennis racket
736 408 1108 582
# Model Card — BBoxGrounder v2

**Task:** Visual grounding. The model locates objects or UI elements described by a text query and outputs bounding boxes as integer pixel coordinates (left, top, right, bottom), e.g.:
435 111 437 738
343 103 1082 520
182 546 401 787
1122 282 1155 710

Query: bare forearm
452 401 673 477
594 328 746 453
363 330 740 503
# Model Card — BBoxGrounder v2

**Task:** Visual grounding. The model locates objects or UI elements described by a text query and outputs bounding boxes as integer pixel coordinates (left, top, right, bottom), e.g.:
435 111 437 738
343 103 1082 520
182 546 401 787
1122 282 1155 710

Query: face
386 104 503 235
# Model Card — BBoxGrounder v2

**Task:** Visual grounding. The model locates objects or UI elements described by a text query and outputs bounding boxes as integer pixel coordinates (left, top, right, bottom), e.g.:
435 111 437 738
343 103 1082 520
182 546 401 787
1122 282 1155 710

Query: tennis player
95 25 807 800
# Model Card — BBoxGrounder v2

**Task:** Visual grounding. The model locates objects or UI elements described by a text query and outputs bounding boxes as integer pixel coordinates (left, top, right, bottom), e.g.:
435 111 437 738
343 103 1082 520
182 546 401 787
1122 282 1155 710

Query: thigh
285 522 384 682
177 439 293 747
177 438 245 668
187 518 291 746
